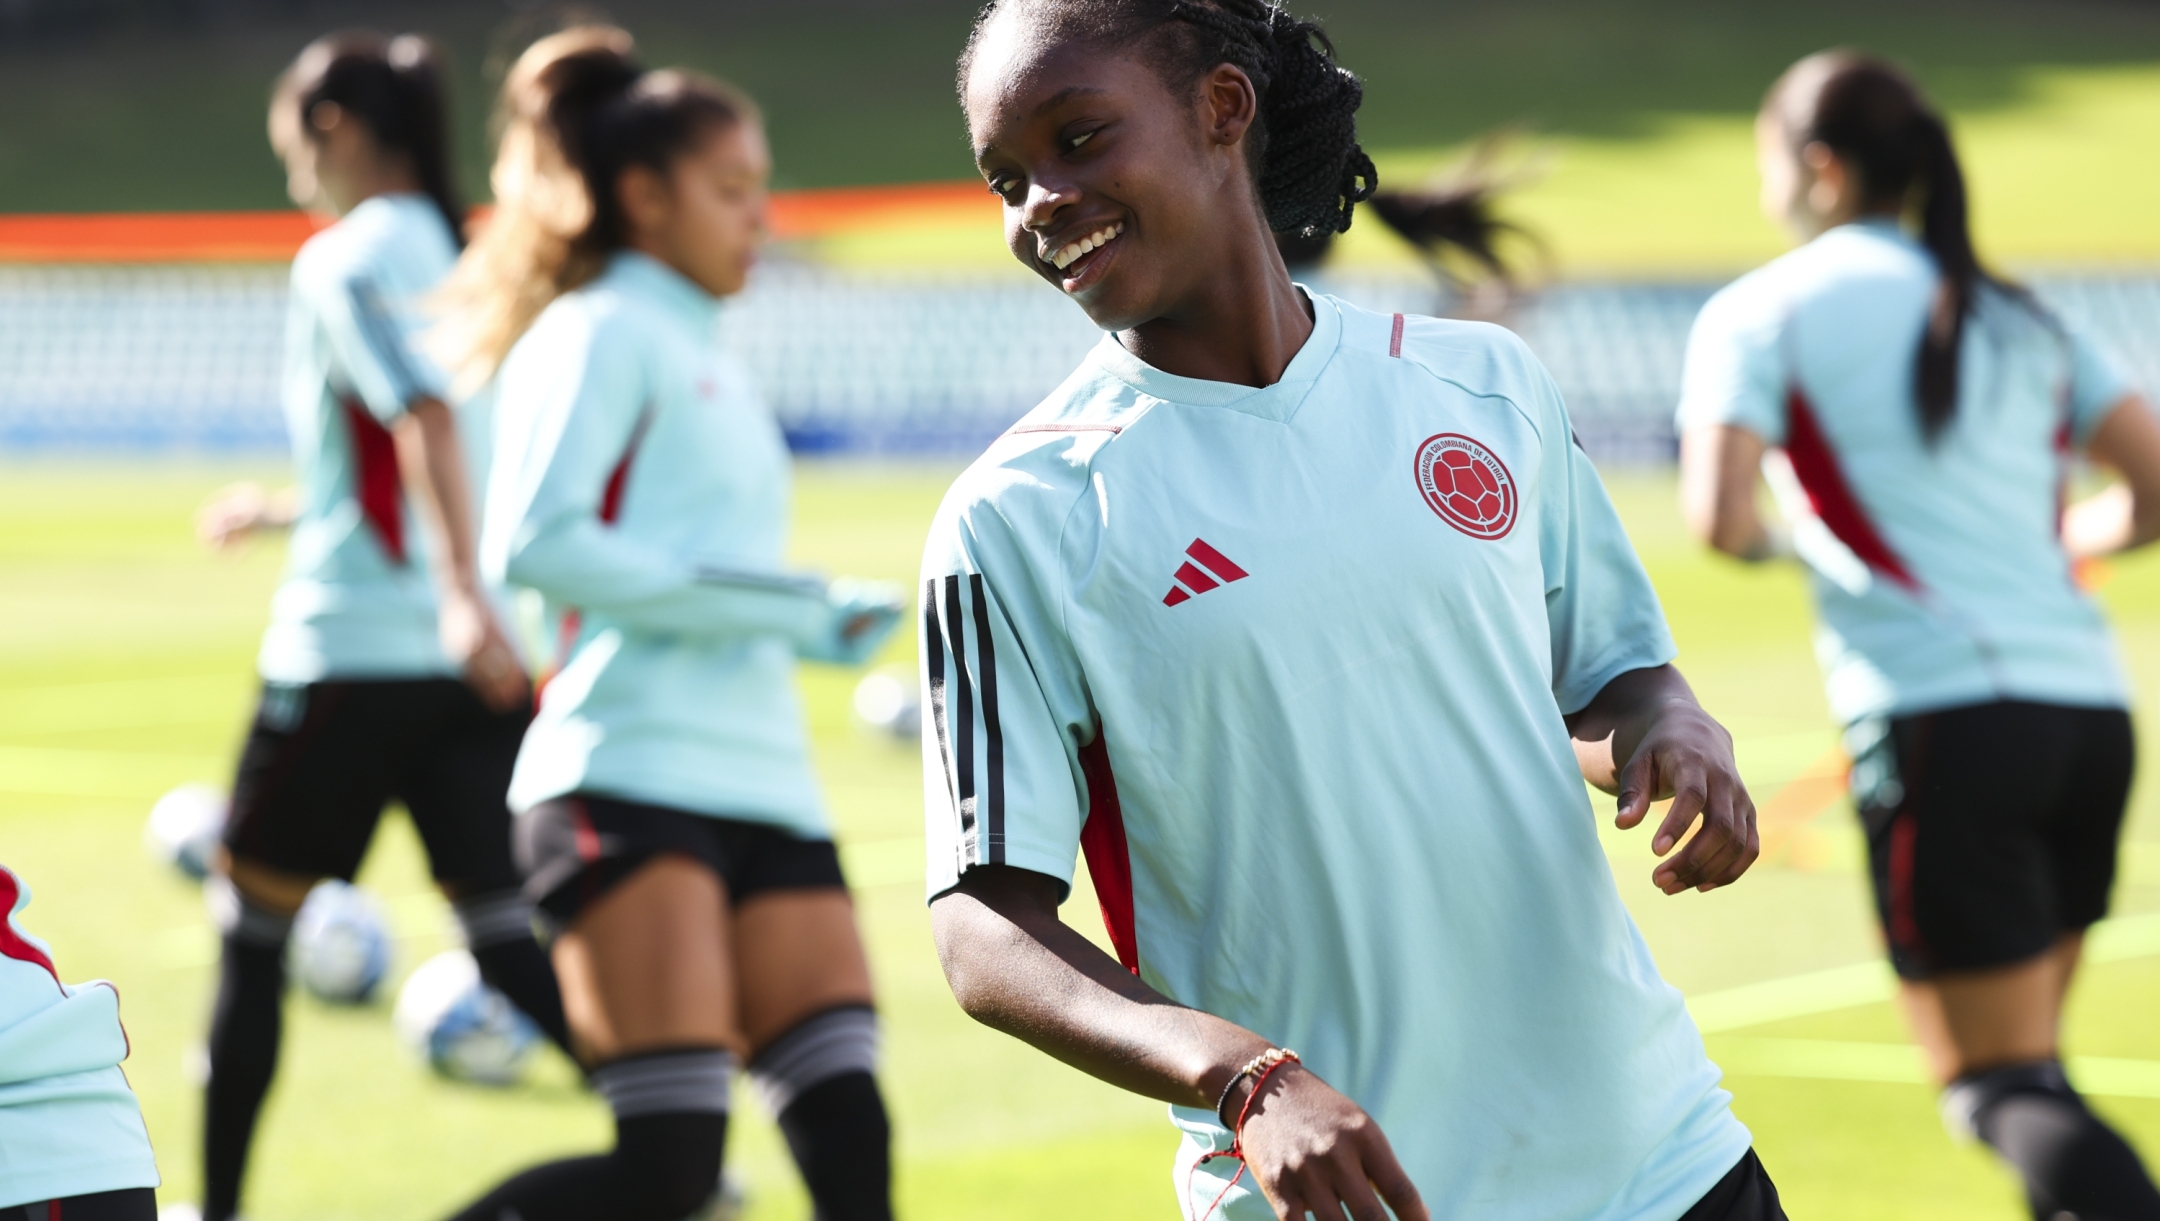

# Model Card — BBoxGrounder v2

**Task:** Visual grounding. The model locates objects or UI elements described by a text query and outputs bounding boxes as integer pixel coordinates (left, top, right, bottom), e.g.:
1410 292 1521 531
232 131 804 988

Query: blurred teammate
927 2 1779 1218
431 27 902 1221
188 32 570 1221
1678 50 2160 1220
0 865 158 1221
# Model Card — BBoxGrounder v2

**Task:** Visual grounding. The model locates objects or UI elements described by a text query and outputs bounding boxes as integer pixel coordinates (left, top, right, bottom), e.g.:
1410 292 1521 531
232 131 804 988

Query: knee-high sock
777 1074 892 1221
442 1049 733 1221
452 891 572 1058
1944 1060 2160 1220
202 879 294 1221
750 1007 891 1221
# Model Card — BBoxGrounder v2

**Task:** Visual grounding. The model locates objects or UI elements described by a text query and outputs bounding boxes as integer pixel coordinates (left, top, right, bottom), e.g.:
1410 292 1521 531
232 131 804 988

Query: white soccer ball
290 881 390 1004
852 667 921 741
393 949 541 1086
144 783 227 881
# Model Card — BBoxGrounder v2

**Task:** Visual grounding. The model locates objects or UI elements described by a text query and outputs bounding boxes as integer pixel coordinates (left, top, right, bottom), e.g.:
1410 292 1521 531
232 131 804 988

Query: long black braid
963 0 1377 238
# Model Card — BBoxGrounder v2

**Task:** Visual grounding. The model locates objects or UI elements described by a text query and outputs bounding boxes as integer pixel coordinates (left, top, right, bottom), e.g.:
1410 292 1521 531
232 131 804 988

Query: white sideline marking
1687 911 2160 1034
1711 1037 2160 1100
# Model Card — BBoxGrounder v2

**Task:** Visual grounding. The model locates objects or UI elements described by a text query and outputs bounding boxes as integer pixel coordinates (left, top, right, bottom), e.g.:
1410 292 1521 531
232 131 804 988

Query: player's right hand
196 481 280 549
440 589 531 712
1235 1066 1428 1221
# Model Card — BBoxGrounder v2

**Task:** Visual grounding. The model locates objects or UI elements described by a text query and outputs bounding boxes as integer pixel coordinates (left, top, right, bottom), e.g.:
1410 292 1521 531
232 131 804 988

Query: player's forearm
931 865 1270 1111
392 397 485 595
503 520 832 643
1566 664 1703 794
1679 424 1777 560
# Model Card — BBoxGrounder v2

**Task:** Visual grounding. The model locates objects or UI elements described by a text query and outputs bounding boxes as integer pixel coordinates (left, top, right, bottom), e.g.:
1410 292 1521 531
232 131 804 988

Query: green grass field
5 460 2160 1220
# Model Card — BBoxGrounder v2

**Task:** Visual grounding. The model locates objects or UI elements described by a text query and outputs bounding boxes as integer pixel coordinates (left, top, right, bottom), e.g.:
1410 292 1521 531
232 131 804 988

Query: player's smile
1038 218 1125 294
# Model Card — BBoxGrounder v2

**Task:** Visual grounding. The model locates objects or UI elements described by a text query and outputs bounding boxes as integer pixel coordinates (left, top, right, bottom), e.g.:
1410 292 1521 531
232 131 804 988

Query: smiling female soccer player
188 33 571 1221
1679 52 2160 1220
923 2 1776 1219
432 27 902 1221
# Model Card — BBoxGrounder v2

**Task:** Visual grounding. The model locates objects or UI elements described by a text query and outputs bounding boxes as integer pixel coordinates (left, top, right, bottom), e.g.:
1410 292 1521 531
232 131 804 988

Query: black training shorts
1850 699 2134 981
222 677 531 891
516 793 847 930
3 1189 158 1221
1676 1150 1786 1221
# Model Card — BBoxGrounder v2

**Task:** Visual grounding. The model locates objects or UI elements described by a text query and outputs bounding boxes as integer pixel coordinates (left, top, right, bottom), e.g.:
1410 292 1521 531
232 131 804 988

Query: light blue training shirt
485 252 839 832
260 192 473 684
920 294 1750 1220
0 866 159 1208
1678 219 2137 725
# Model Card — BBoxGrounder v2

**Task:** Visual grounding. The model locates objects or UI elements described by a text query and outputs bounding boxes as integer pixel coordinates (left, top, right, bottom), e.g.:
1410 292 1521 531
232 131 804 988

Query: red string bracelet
1185 1049 1301 1221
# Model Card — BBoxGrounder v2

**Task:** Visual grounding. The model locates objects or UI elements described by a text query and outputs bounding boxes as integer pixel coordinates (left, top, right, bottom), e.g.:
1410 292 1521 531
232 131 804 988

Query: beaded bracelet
1213 1047 1300 1128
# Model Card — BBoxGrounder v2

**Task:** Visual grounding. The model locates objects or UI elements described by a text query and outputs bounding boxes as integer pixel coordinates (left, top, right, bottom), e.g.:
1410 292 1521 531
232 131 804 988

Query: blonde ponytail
432 26 752 393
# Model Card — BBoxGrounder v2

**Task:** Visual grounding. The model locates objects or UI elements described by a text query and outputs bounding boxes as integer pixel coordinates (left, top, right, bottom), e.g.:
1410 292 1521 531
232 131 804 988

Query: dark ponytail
434 26 756 385
1768 51 2019 441
963 0 1378 238
1281 131 1544 309
275 31 465 246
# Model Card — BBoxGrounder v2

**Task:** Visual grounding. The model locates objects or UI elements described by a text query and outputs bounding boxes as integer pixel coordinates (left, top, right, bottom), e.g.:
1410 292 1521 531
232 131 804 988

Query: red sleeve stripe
1783 388 1921 591
342 396 407 566
0 869 63 992
1077 736 1140 975
1389 313 1405 358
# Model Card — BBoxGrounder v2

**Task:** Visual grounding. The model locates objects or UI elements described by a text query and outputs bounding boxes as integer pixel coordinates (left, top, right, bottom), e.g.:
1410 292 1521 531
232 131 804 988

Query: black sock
1953 1061 2160 1220
453 891 574 1060
777 1072 893 1221
203 934 286 1221
469 938 572 1059
442 1112 726 1221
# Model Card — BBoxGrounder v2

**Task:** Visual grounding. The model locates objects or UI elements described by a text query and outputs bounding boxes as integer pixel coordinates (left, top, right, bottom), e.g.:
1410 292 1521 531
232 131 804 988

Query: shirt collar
1084 287 1342 423
603 250 724 329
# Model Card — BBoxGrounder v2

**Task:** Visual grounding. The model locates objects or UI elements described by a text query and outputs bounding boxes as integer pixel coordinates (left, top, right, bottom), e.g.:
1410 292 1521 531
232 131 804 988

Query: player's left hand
1615 699 1759 894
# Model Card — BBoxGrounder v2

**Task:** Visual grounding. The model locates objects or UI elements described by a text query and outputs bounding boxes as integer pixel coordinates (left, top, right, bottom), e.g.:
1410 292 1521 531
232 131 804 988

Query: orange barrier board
0 181 997 263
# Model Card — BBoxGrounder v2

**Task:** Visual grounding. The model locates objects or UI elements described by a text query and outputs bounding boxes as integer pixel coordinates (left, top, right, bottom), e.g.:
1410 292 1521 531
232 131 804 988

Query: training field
4 461 2160 1220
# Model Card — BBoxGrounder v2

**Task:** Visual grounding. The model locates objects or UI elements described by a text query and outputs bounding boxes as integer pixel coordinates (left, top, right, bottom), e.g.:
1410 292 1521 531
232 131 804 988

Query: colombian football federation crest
1414 433 1517 539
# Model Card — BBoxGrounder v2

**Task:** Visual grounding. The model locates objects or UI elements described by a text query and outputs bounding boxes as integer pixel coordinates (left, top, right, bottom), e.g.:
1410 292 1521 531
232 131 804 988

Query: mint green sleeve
1530 354 1679 714
295 252 445 424
484 308 835 644
1677 281 1788 446
2068 327 2139 444
919 480 1093 902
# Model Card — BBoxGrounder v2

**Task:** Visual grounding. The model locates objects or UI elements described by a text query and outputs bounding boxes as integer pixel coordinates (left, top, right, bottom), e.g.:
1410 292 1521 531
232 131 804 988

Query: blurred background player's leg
398 678 570 1057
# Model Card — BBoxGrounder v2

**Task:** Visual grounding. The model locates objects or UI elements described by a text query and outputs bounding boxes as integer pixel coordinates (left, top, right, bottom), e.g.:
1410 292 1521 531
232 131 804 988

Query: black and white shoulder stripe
923 574 1005 869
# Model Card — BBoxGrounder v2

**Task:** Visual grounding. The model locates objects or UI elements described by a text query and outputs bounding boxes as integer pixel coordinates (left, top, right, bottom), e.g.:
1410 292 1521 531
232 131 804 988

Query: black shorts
222 678 530 891
516 793 848 930
3 1188 157 1221
1851 699 2134 980
1678 1150 1786 1221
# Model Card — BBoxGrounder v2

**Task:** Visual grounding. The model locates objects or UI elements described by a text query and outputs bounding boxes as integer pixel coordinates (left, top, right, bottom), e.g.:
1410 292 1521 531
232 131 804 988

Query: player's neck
1117 245 1314 390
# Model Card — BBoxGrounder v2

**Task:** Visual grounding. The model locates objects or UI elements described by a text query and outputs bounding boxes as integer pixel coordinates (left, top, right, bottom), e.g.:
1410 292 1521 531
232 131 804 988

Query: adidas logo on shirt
1162 539 1249 606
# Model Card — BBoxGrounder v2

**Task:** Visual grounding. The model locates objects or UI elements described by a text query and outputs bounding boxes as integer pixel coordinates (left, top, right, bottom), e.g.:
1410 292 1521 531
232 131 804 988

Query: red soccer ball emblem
1414 433 1516 539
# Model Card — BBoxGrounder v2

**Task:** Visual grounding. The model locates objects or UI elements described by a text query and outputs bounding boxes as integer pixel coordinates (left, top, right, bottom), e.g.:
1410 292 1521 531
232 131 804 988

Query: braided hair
962 0 1378 238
